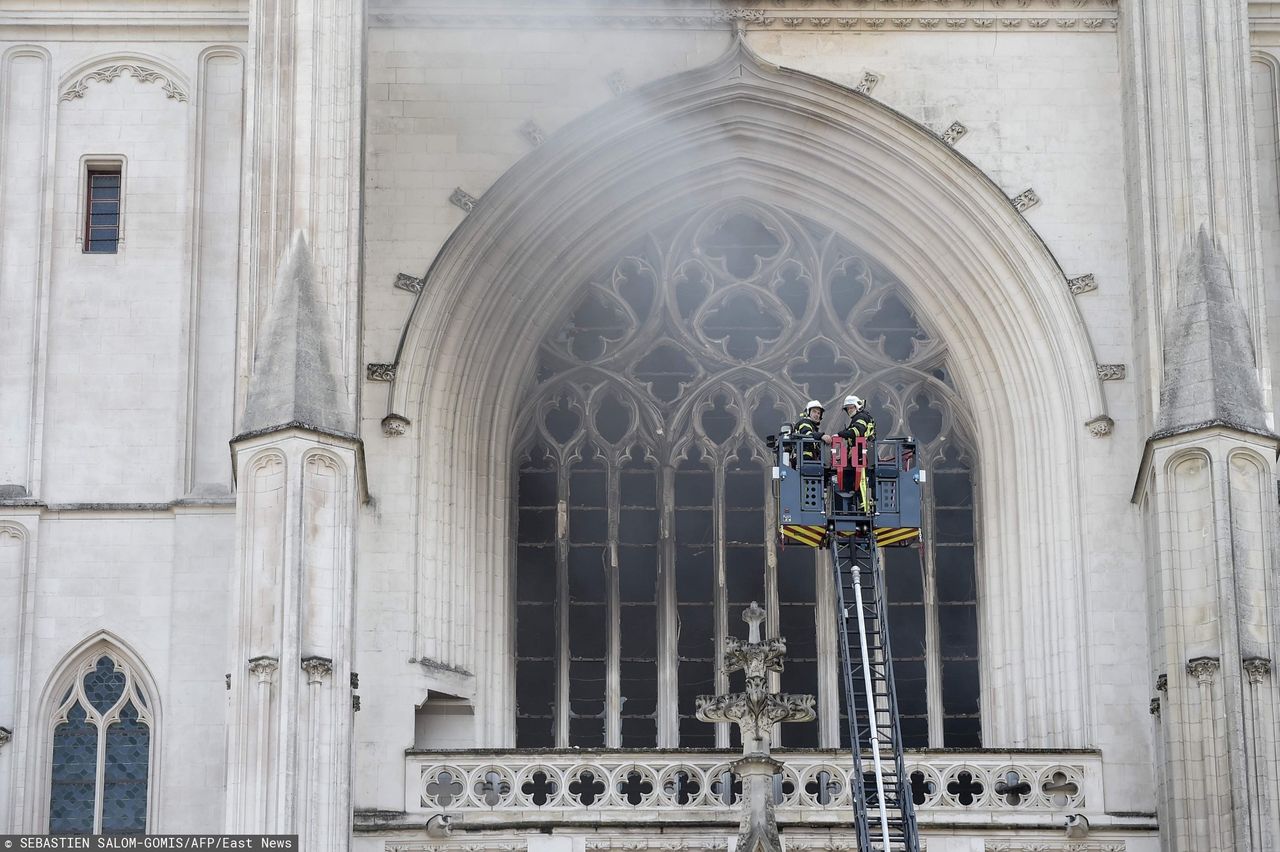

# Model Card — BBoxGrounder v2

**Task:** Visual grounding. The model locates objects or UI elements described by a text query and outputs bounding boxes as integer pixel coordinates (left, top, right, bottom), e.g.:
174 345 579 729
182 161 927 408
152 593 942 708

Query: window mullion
657 463 678 747
555 461 570 748
605 462 621 748
93 710 106 833
923 487 944 747
763 463 781 744
713 457 728 750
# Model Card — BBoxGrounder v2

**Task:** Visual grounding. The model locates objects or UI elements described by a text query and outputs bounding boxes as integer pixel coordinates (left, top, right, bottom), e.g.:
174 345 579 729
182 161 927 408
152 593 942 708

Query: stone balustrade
402 750 1106 827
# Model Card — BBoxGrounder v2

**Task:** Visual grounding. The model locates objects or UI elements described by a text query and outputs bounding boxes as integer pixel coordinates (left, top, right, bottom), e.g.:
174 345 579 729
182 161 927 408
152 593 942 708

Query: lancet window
514 201 980 750
48 652 153 833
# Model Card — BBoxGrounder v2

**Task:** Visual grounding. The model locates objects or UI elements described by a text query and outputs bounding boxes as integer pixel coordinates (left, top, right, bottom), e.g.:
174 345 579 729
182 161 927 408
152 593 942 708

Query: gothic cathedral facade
1 1 1279 850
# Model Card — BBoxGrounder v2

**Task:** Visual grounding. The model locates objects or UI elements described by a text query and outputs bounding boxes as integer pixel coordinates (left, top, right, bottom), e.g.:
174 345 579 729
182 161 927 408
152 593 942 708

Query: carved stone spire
1156 227 1269 437
697 602 815 852
240 231 354 437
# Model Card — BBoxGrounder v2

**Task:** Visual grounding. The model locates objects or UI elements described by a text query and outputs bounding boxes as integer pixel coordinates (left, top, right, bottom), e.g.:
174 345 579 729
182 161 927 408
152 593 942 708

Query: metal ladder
830 533 921 852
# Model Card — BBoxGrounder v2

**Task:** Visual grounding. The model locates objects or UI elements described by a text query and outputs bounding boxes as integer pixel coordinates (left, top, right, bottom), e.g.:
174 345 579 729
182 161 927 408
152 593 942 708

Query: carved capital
302 655 334 683
0 726 11 748
382 413 410 437
1085 415 1114 437
1186 656 1220 684
1244 657 1271 684
248 655 280 682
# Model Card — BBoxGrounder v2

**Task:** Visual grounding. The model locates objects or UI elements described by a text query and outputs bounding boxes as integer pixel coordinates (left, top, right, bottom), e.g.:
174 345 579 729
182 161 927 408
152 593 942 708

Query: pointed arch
31 631 161 833
392 38 1103 748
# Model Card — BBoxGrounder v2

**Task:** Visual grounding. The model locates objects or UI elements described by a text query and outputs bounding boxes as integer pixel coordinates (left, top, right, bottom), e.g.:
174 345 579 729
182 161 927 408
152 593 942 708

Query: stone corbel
382 413 410 437
0 726 11 748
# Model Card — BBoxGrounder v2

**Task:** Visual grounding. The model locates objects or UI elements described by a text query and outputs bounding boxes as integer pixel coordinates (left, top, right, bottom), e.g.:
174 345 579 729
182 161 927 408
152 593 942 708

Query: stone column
1133 234 1280 851
1125 2 1280 849
223 230 361 848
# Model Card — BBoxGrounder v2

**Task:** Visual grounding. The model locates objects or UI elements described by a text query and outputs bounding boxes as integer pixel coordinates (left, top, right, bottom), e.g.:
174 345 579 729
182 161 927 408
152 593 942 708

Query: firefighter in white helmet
792 399 829 459
836 394 875 442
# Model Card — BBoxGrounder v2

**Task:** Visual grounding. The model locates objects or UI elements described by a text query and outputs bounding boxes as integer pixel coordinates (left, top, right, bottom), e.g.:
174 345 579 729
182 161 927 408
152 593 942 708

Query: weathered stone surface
241 232 355 437
1156 228 1269 437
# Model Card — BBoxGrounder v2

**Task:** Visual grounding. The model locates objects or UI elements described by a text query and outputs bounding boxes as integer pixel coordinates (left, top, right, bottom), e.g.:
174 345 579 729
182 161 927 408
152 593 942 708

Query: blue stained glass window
49 703 97 834
102 702 150 834
83 657 127 715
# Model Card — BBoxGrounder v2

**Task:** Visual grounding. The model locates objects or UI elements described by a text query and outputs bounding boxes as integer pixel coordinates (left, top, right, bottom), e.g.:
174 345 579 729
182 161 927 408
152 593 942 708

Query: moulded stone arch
389 37 1106 748
25 630 162 830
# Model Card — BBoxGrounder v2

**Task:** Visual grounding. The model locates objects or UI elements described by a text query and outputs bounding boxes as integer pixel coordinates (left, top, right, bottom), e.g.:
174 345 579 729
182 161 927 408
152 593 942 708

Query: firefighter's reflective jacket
838 411 876 442
793 414 824 459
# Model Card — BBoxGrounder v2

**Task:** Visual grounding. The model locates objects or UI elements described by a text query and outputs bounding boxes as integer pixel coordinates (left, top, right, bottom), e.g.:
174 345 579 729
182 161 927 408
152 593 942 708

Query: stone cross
696 602 815 852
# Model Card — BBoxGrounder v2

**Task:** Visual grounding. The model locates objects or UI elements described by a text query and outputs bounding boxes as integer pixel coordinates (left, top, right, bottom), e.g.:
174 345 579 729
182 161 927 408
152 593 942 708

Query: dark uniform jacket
837 410 875 442
793 415 824 459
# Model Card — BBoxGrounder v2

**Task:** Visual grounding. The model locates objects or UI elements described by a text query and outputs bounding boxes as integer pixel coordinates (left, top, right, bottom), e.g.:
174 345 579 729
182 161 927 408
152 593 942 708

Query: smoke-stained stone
1156 227 1270 437
241 231 355 437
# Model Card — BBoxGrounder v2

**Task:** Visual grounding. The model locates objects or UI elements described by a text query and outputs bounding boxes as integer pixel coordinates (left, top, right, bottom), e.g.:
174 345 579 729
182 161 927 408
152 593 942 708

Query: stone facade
2 1 1279 850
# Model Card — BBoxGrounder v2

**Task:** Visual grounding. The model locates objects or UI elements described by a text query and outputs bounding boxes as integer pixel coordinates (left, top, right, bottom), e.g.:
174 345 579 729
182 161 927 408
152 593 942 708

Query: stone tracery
513 199 980 750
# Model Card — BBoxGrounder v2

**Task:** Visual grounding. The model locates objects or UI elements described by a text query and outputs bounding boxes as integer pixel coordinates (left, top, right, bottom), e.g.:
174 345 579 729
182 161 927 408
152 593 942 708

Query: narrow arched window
513 201 981 750
48 654 153 834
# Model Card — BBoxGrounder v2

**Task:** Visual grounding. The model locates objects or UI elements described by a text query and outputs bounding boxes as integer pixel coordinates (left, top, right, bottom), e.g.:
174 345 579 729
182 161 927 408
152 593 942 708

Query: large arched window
513 201 979 750
47 652 153 834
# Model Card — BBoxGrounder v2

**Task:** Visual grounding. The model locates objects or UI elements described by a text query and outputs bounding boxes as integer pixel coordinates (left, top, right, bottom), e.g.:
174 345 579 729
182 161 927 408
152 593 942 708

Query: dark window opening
84 167 122 254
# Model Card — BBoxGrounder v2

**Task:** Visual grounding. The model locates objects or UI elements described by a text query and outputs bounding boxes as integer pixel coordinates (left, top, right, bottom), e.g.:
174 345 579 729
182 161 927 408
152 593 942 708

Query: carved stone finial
518 119 546 148
302 656 334 683
744 600 766 644
1085 415 1114 437
450 188 478 213
248 656 280 682
941 121 968 145
1011 189 1040 212
855 71 882 95
1067 273 1098 294
394 272 424 295
606 70 629 96
1186 656 1220 684
381 413 410 437
1244 657 1271 684
367 363 397 382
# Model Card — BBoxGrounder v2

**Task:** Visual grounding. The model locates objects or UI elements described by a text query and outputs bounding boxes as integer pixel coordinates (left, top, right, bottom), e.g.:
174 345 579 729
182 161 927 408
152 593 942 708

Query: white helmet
804 399 824 412
844 394 864 411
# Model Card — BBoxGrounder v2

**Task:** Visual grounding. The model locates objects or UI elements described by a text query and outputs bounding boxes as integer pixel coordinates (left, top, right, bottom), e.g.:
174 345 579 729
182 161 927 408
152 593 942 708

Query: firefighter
836 394 875 513
793 400 829 459
836 394 875 442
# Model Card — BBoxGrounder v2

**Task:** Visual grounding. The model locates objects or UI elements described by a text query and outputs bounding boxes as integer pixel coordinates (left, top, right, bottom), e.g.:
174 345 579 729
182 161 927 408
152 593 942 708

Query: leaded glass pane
49 703 97 834
84 656 127 715
513 201 980 749
102 702 150 834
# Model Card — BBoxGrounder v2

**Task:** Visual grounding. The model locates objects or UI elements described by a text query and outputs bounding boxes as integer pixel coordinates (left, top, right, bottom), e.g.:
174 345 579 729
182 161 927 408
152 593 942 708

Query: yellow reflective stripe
781 524 827 547
874 527 919 547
